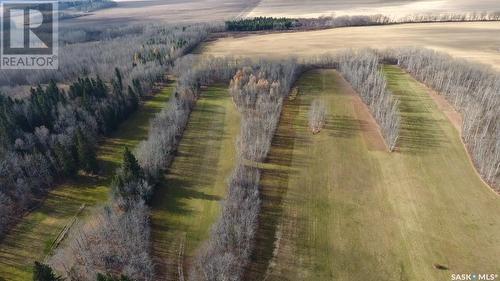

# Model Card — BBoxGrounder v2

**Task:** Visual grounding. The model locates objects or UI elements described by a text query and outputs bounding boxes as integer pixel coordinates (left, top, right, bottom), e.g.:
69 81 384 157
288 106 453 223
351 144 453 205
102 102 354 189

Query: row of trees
0 24 215 240
54 57 300 281
50 56 246 280
136 56 242 180
392 47 499 188
225 12 500 32
59 0 116 12
225 17 296 31
230 62 301 161
35 46 500 281
25 24 209 281
336 50 400 151
191 61 300 281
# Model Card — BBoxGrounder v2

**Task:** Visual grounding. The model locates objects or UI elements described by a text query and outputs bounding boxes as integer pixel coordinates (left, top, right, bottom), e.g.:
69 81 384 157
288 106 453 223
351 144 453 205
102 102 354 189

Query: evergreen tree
54 143 77 176
132 79 143 97
121 146 142 182
95 75 108 98
111 146 144 199
75 129 98 174
127 86 139 112
0 95 15 148
114 68 122 89
112 68 123 96
33 261 63 281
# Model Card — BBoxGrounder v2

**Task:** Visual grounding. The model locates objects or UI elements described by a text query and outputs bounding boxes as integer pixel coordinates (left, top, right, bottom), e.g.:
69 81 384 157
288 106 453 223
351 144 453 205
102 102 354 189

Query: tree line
0 24 215 241
45 54 401 280
136 55 242 180
190 61 301 281
48 56 245 280
336 50 400 151
51 57 301 281
225 17 296 31
224 12 500 32
392 47 499 189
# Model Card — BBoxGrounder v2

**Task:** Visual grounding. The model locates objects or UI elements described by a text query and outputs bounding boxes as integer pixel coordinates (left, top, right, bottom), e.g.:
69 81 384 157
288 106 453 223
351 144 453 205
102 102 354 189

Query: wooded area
224 12 500 32
0 24 215 244
1 18 499 280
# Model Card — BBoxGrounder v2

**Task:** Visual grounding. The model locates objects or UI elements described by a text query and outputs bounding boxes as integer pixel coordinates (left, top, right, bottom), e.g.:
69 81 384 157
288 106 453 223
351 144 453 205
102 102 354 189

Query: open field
63 0 259 28
150 85 241 280
200 21 500 69
248 0 499 18
245 69 500 281
0 85 174 281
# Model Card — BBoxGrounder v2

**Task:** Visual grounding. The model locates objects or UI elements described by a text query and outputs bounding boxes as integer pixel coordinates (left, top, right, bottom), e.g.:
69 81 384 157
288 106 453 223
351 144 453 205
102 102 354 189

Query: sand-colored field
150 85 240 280
201 22 500 69
245 68 500 281
248 0 499 18
63 0 259 27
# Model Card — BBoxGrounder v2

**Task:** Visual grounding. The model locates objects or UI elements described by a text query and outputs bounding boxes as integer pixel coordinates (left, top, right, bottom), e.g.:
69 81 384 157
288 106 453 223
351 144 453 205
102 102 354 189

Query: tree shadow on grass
385 69 450 154
244 94 300 280
396 90 449 153
325 115 363 139
150 90 229 281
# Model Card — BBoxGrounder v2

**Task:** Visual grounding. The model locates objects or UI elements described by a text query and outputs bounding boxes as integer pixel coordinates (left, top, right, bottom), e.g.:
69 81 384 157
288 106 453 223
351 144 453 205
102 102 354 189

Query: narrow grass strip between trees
247 68 500 281
150 84 241 280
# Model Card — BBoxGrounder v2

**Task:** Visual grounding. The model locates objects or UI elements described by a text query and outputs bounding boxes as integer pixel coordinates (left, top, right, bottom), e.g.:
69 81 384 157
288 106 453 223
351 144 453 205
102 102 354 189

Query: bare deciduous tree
337 50 400 151
308 98 327 134
50 198 154 281
190 61 300 281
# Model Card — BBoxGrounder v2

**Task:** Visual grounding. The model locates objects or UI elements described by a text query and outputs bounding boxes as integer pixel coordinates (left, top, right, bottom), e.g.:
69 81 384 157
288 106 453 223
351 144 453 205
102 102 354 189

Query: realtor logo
1 1 58 69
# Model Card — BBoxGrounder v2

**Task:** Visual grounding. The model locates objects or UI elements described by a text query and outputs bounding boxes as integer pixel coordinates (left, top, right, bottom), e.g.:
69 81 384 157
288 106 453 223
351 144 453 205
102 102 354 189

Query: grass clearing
246 68 500 281
150 84 241 280
0 85 174 281
200 21 500 70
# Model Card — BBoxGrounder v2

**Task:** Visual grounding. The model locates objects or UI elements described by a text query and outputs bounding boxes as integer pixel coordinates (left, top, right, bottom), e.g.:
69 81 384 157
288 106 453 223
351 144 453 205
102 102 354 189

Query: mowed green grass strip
150 84 241 280
0 85 174 281
247 69 500 281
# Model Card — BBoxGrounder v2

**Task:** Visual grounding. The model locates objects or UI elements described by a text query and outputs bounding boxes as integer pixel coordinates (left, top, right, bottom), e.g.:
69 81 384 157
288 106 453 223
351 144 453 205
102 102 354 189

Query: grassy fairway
247 69 500 281
150 84 241 280
0 85 174 281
